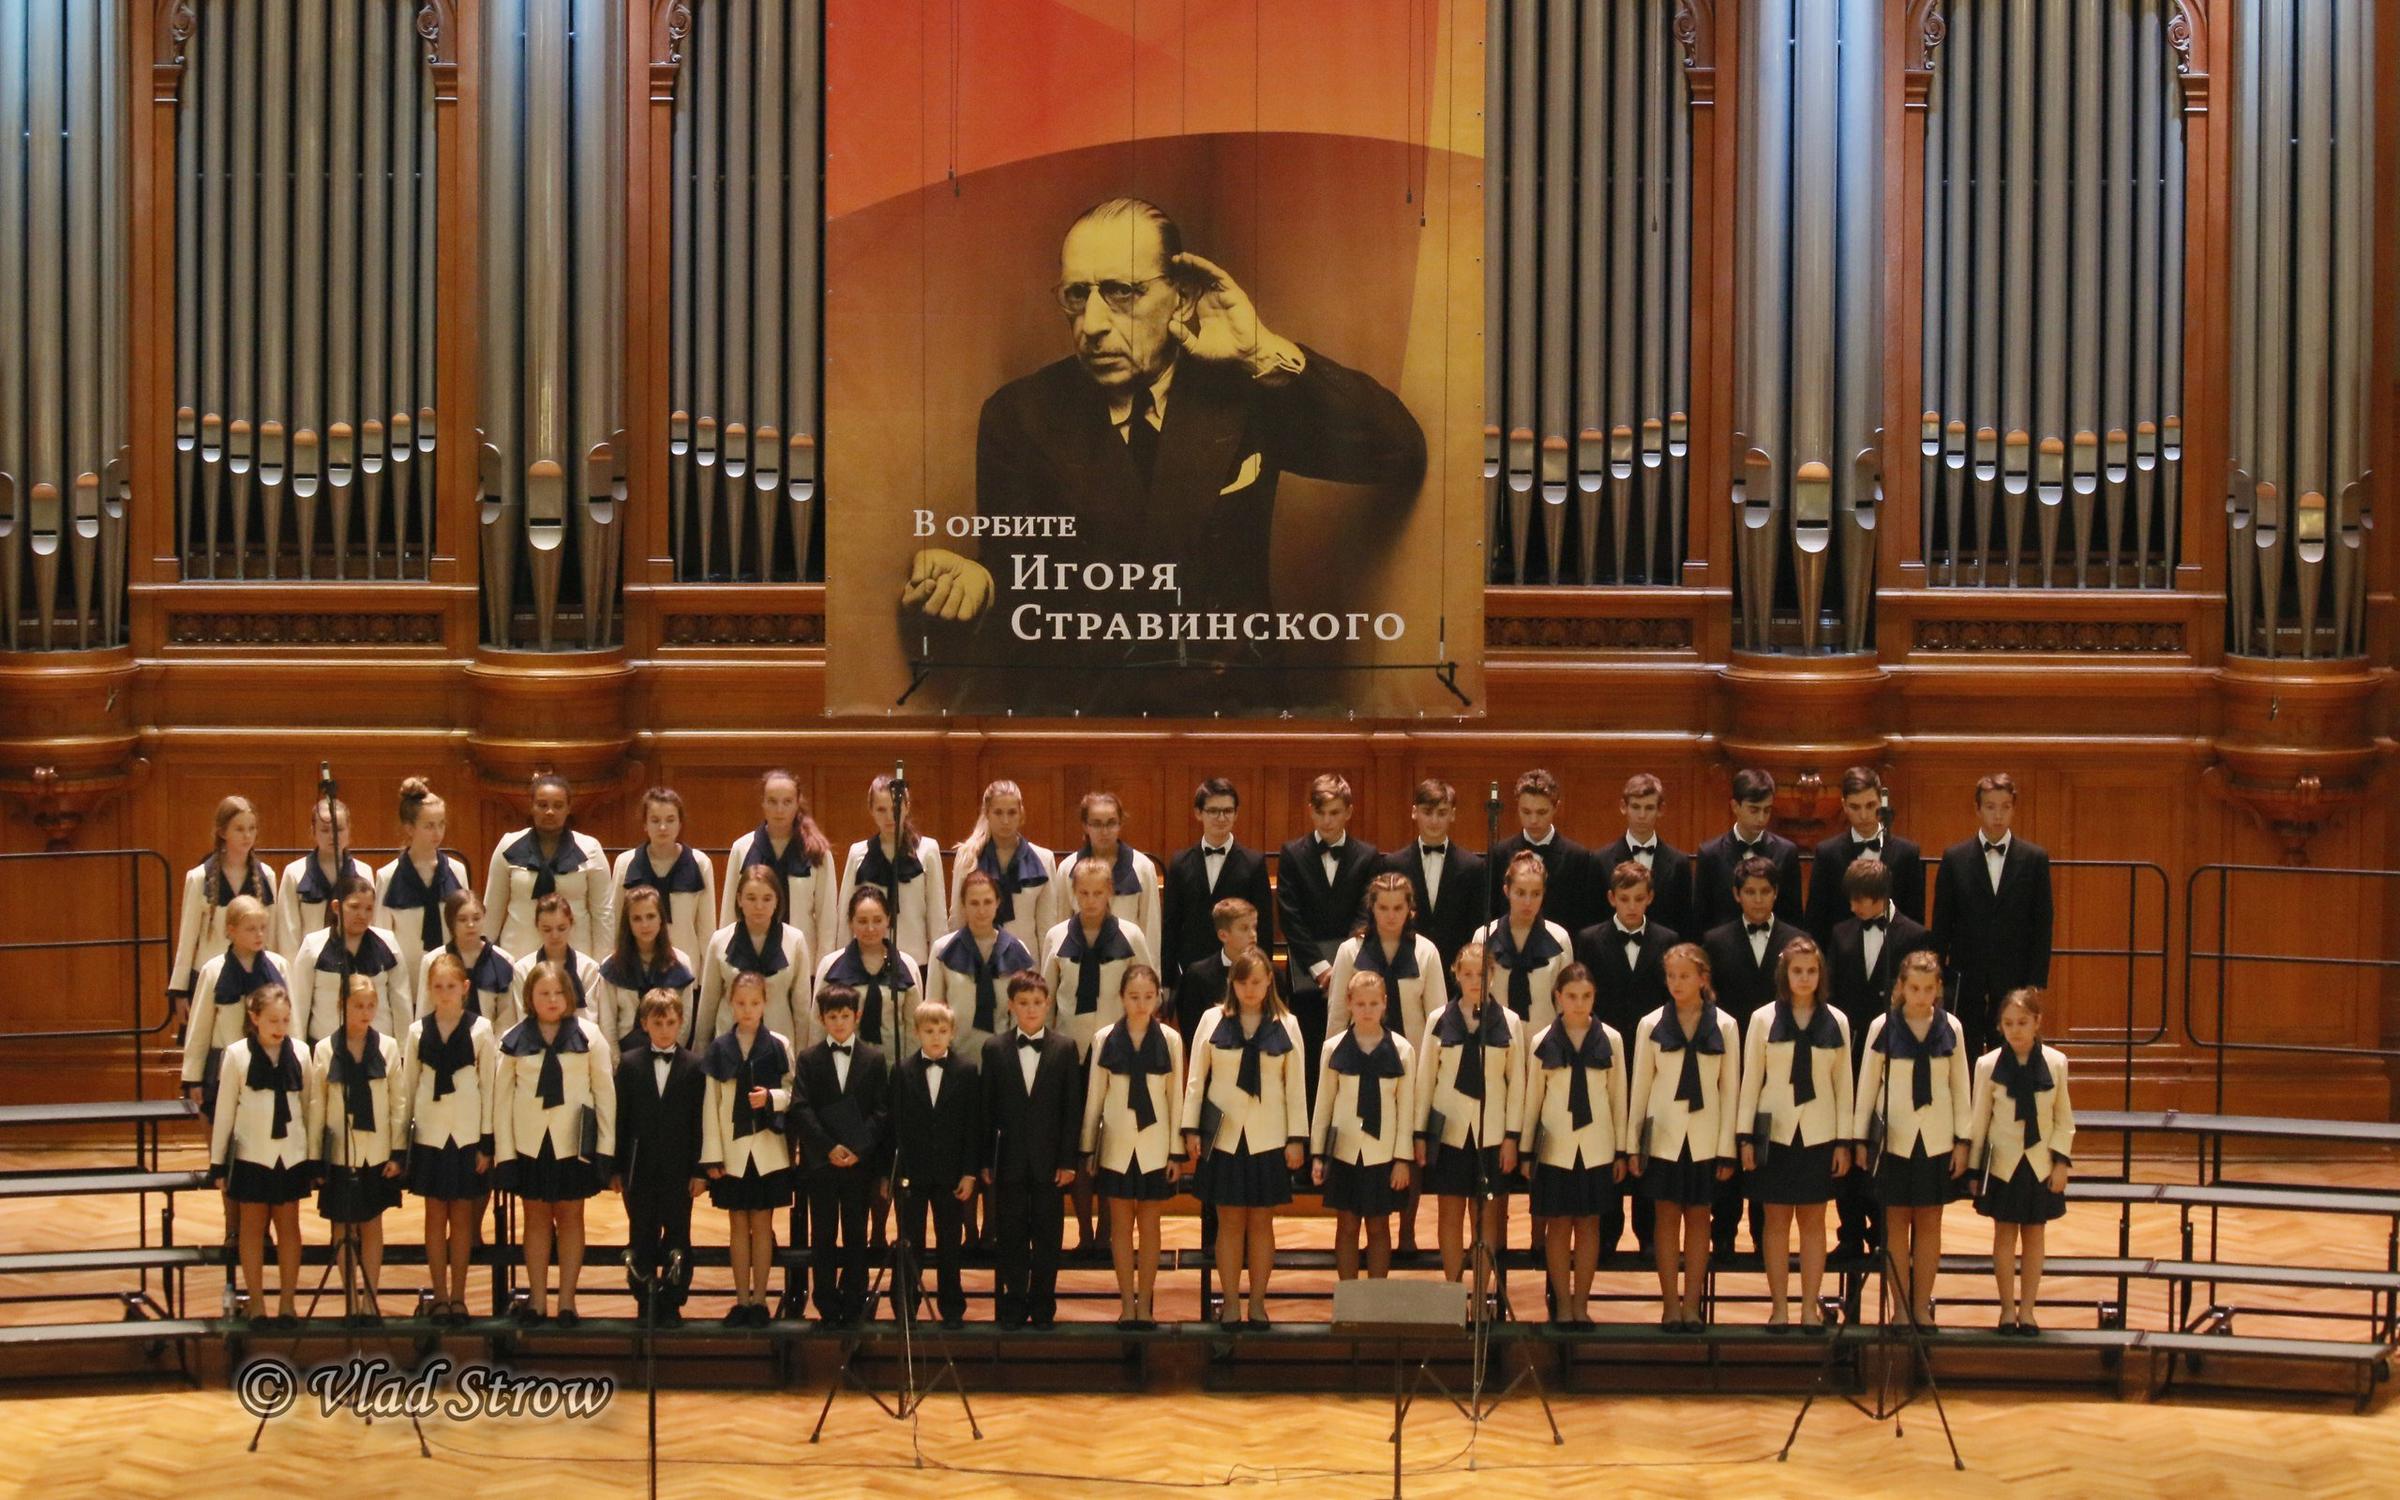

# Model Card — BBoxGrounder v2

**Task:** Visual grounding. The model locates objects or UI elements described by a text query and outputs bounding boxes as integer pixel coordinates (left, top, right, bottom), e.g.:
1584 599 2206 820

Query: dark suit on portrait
1593 835 1695 949
1378 840 1487 980
1691 830 1806 939
1160 840 1274 992
1805 828 1926 945
1931 835 2054 1051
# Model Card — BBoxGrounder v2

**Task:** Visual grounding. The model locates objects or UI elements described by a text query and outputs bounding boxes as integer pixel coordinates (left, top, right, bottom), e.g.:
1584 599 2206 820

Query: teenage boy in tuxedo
1593 773 1694 941
981 973 1083 1329
888 999 983 1329
1829 856 1934 1261
1931 772 2054 1053
1572 860 1676 1257
1806 766 1925 943
792 985 890 1326
1172 897 1264 1041
1277 774 1380 1090
1692 769 1805 938
613 990 707 1328
1379 779 1487 980
1702 855 1807 1031
1488 768 1597 935
1160 778 1274 992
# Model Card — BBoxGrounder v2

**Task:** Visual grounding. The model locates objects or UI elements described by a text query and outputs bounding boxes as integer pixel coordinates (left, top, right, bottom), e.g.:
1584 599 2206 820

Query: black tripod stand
808 1098 980 1450
1779 1009 1962 1469
622 1237 682 1500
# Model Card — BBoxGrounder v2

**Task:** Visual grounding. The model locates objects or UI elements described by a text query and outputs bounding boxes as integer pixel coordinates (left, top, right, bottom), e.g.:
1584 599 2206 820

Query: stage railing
0 849 176 1100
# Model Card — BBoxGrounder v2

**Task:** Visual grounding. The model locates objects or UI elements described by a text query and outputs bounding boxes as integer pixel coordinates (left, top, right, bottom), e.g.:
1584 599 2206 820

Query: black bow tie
829 1042 852 1056
1746 922 1772 936
1735 839 1761 857
1629 841 1655 853
1015 1032 1045 1050
924 1054 947 1069
1618 926 1644 943
1858 837 1883 853
1983 839 2007 856
1203 845 1228 859
1862 915 1889 932
1421 844 1448 857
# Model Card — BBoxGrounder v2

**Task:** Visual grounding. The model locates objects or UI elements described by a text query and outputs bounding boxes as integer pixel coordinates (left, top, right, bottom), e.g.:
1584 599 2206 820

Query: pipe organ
1919 0 2188 590
667 0 824 584
2226 0 2376 659
1485 0 1690 587
0 0 127 649
1730 0 1882 653
478 0 625 649
173 0 438 584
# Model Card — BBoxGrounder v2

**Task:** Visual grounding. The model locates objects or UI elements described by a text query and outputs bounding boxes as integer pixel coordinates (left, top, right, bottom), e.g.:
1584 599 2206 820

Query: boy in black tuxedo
613 990 707 1328
1277 774 1380 1089
888 999 983 1329
1931 772 2054 1053
792 984 890 1326
1173 897 1262 1041
1701 854 1807 1031
1593 773 1694 941
1692 768 1806 937
1572 860 1676 1256
1160 778 1275 992
1829 856 1934 1260
1380 778 1487 980
1806 766 1925 943
981 973 1084 1329
1488 768 1596 935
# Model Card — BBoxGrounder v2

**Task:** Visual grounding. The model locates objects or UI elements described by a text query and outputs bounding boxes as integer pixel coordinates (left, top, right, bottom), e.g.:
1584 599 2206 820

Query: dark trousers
807 1168 873 1321
991 1176 1066 1325
1289 983 1329 1098
895 1186 968 1323
1710 1175 1766 1256
782 1195 810 1312
1600 1178 1656 1256
625 1186 694 1311
1836 1163 1882 1260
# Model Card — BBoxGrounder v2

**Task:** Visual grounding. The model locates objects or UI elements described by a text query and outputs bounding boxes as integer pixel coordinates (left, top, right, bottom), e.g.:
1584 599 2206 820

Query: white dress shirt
1983 835 2010 892
1419 843 1447 907
1017 1030 1047 1092
1200 839 1232 893
923 1053 947 1106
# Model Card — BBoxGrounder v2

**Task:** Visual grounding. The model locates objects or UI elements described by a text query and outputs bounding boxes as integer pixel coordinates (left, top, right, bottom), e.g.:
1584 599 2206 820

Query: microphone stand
1779 1006 1962 1468
619 1131 669 1500
319 761 344 938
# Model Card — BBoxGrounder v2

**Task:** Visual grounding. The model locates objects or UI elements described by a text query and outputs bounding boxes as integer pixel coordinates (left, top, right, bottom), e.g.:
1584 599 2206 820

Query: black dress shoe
1800 1320 1829 1338
554 1307 581 1329
1998 1318 2019 1335
2017 1318 2041 1337
1765 1320 1792 1336
656 1308 684 1330
940 1314 966 1331
1031 1315 1058 1331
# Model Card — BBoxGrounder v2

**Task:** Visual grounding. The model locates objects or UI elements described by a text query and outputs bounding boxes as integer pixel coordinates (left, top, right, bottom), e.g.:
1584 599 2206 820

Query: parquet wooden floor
2 1142 2397 1498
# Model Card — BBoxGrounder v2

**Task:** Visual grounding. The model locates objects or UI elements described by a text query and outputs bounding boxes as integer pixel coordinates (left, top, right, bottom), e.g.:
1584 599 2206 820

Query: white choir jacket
1310 1031 1417 1167
492 1014 617 1165
810 945 918 1058
304 1032 409 1170
370 852 474 986
695 920 816 1046
1852 1011 1976 1157
1181 1011 1310 1156
1734 1004 1856 1150
482 828 613 957
396 1011 499 1151
922 927 1039 1048
291 924 410 1045
699 1029 798 1179
835 835 950 966
272 853 374 968
1329 932 1448 1047
1627 1005 1744 1164
1412 1002 1528 1152
947 839 1064 959
208 1037 315 1172
180 949 286 1086
1079 1020 1187 1173
593 946 700 1051
1967 1044 2077 1183
168 860 276 995
1040 916 1157 1057
720 828 840 963
415 942 516 1027
1520 1021 1630 1169
1064 846 1164 946
502 946 609 1048
609 845 720 969
1475 916 1576 1035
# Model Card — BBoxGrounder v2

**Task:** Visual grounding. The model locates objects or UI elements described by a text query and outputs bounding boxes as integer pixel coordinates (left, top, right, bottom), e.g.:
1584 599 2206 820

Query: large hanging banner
824 0 1485 718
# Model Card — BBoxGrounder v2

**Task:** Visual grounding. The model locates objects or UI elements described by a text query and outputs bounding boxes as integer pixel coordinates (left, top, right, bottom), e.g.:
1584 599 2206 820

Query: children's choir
187 763 2069 1334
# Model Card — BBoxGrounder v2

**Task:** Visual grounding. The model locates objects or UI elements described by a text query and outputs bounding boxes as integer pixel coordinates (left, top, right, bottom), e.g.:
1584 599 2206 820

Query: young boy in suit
1806 766 1925 943
1278 774 1381 1092
1702 855 1808 1030
1489 768 1596 935
612 989 708 1328
981 973 1084 1329
1173 897 1260 1041
889 999 983 1329
1692 769 1806 937
1571 860 1676 1256
1160 779 1275 992
1830 856 1934 1261
792 984 890 1326
1380 778 1487 980
1593 774 1694 941
1931 772 2054 1052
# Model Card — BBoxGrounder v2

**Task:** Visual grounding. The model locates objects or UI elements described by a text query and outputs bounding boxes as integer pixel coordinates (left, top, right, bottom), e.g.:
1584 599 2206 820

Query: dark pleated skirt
1975 1159 2068 1224
317 1163 403 1222
1875 1141 1964 1208
408 1140 488 1201
1640 1145 1719 1207
227 1158 314 1206
1321 1157 1407 1217
709 1159 794 1211
1748 1139 1839 1205
504 1136 602 1203
1096 1164 1178 1203
1529 1157 1618 1218
1200 1148 1292 1208
1421 1143 1507 1198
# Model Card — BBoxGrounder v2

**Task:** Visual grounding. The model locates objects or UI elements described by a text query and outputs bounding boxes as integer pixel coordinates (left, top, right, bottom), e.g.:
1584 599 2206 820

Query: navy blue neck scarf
1486 919 1562 1020
1097 1020 1171 1129
502 828 585 898
706 1028 790 1139
1059 914 1134 1014
1768 1000 1843 1105
976 839 1051 927
246 1036 304 1137
382 855 460 950
1993 1043 2052 1147
1209 1010 1290 1099
1434 999 1511 1101
419 1011 477 1100
624 844 707 898
214 949 283 1007
1875 1008 1959 1111
1653 1003 1725 1109
502 1016 589 1109
1328 1029 1405 1137
1535 1021 1613 1130
937 928 1033 1035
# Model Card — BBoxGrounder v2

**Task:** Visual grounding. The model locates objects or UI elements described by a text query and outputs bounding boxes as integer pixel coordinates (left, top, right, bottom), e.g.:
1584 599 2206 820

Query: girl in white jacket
1852 949 1974 1327
700 972 797 1327
305 976 409 1322
1520 964 1626 1328
1081 964 1185 1327
1969 987 2077 1335
1627 943 1742 1332
401 950 499 1326
1734 936 1854 1334
494 960 617 1326
208 985 311 1327
1310 971 1415 1283
1181 948 1308 1327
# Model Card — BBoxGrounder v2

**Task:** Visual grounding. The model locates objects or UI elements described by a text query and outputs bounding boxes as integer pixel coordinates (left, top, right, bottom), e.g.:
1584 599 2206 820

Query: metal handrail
0 850 178 1102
